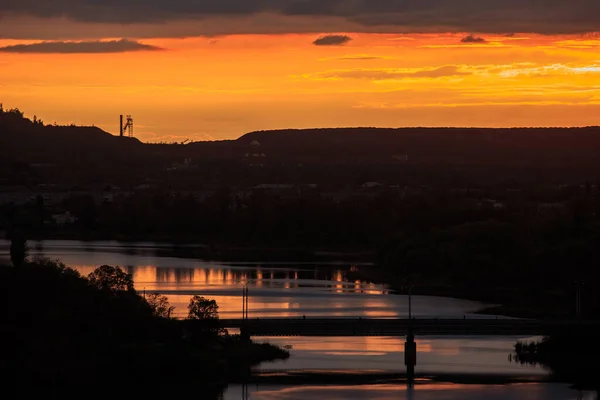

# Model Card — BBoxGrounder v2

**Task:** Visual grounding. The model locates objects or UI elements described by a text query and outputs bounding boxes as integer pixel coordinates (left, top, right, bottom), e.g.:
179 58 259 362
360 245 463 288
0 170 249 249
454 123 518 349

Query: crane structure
119 114 134 138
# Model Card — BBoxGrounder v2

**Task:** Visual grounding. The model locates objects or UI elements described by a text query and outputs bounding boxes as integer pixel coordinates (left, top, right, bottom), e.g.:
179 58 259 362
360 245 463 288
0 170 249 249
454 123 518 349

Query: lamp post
402 279 413 320
408 284 413 320
574 280 584 320
403 278 416 387
240 279 251 344
241 280 249 320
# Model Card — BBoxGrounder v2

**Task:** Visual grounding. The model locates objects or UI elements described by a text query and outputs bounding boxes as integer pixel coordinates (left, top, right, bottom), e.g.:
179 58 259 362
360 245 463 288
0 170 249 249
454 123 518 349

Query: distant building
361 182 384 189
392 154 409 162
537 202 567 212
243 140 267 166
166 158 195 171
479 199 506 209
52 212 76 226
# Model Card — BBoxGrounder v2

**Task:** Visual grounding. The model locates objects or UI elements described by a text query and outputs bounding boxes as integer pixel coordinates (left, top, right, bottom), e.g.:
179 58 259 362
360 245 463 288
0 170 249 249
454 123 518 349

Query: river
1 240 595 400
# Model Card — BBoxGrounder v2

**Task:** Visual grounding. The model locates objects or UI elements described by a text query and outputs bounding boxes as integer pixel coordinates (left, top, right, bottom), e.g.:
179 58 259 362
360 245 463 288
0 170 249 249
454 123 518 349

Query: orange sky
3 33 600 142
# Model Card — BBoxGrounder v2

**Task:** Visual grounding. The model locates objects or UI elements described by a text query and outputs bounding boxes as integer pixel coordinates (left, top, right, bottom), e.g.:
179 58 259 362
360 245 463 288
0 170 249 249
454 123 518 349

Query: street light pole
240 280 252 320
242 282 249 320
574 280 584 320
405 280 416 387
408 285 412 320
240 280 251 344
245 284 249 320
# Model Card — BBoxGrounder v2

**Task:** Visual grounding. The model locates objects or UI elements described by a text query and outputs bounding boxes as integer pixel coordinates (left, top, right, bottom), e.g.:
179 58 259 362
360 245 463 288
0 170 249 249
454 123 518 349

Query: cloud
3 1 600 39
0 39 162 53
309 65 470 80
461 35 487 44
313 35 352 46
335 55 386 61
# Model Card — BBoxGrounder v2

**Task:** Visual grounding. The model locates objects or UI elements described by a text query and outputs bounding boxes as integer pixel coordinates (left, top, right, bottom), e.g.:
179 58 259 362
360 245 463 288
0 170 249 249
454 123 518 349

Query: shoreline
3 236 566 319
347 268 571 320
3 234 376 263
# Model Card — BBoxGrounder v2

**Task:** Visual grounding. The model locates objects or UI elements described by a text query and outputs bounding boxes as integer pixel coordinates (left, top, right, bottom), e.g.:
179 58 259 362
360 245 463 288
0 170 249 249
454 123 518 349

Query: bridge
186 317 600 384
195 318 600 337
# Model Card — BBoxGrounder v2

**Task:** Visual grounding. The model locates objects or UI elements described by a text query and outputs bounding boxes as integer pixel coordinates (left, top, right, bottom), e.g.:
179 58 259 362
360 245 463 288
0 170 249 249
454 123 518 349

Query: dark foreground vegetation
514 334 600 390
0 259 288 397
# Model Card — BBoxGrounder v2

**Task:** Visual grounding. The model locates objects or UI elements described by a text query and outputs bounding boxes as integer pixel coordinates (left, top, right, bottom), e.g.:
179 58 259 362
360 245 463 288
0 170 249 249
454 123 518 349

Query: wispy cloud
0 38 163 53
322 54 388 61
306 65 470 81
313 35 352 46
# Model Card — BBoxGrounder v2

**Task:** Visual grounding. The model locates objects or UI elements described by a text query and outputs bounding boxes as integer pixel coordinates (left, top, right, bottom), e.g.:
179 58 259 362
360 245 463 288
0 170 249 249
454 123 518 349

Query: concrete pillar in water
240 327 251 344
405 331 417 386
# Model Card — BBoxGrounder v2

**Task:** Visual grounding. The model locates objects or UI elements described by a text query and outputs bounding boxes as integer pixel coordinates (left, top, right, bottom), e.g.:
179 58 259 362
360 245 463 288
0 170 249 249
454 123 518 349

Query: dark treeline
374 185 600 319
4 183 600 248
4 182 600 319
0 259 288 397
514 334 600 388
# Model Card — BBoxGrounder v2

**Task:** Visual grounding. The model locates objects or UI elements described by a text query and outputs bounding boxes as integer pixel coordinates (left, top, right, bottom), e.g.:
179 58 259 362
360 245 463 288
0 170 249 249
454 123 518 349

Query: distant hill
5 105 600 168
237 127 600 167
3 106 600 187
0 108 142 164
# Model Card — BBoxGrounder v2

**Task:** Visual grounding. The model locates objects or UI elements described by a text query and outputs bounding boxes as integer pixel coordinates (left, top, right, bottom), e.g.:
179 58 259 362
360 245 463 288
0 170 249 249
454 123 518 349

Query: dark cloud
460 35 487 43
2 1 600 38
314 65 470 80
0 38 162 53
313 35 352 46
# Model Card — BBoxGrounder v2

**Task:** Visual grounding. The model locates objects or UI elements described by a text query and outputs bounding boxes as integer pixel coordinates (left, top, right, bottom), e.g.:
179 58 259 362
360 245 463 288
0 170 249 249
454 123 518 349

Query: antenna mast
119 114 134 137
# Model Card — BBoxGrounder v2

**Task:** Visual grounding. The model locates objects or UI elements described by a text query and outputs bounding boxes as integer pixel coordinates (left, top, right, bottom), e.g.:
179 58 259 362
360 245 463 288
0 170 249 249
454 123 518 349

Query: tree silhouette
88 265 134 293
187 295 219 320
146 293 175 318
9 235 28 268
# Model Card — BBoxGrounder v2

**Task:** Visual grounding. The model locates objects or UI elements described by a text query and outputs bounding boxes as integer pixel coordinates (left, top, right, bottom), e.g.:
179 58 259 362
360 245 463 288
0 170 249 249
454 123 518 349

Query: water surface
1 240 579 399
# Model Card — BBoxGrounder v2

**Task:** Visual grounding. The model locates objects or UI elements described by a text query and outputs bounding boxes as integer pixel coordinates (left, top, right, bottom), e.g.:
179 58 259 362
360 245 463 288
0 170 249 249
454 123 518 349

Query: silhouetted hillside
4 106 600 188
0 108 141 163
5 106 600 168
238 127 600 167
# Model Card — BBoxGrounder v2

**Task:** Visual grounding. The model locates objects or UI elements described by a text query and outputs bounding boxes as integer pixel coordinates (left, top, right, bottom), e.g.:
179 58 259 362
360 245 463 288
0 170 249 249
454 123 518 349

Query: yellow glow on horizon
3 33 600 141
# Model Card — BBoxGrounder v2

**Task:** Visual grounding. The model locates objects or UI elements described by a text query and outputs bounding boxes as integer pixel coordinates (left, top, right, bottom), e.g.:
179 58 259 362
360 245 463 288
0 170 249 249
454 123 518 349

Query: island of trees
0 253 288 396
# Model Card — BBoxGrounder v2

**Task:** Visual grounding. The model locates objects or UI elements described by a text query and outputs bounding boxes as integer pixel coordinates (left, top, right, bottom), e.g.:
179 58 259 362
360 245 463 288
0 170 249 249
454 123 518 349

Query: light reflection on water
225 383 597 400
252 335 547 375
0 240 559 383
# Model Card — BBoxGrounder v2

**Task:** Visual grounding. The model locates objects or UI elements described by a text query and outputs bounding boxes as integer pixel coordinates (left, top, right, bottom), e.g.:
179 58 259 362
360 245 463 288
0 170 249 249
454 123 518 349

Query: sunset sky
2 1 600 142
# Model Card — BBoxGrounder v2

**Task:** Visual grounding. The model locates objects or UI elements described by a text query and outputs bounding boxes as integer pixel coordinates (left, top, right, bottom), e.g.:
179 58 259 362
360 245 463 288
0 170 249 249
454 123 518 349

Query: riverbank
8 232 376 263
514 334 600 390
348 266 572 320
4 236 569 319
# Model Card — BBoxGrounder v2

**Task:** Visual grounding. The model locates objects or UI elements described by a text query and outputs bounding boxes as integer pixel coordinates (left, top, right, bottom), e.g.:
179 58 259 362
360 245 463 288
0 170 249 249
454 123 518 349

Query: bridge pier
404 330 417 387
240 327 251 344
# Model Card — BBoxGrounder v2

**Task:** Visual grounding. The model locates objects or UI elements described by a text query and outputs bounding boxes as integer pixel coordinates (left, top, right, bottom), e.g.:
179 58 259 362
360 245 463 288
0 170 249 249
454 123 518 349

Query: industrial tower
119 114 134 137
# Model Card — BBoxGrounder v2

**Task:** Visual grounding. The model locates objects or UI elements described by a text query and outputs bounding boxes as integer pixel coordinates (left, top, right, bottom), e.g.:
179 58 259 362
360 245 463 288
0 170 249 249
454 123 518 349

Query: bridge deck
192 318 600 336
